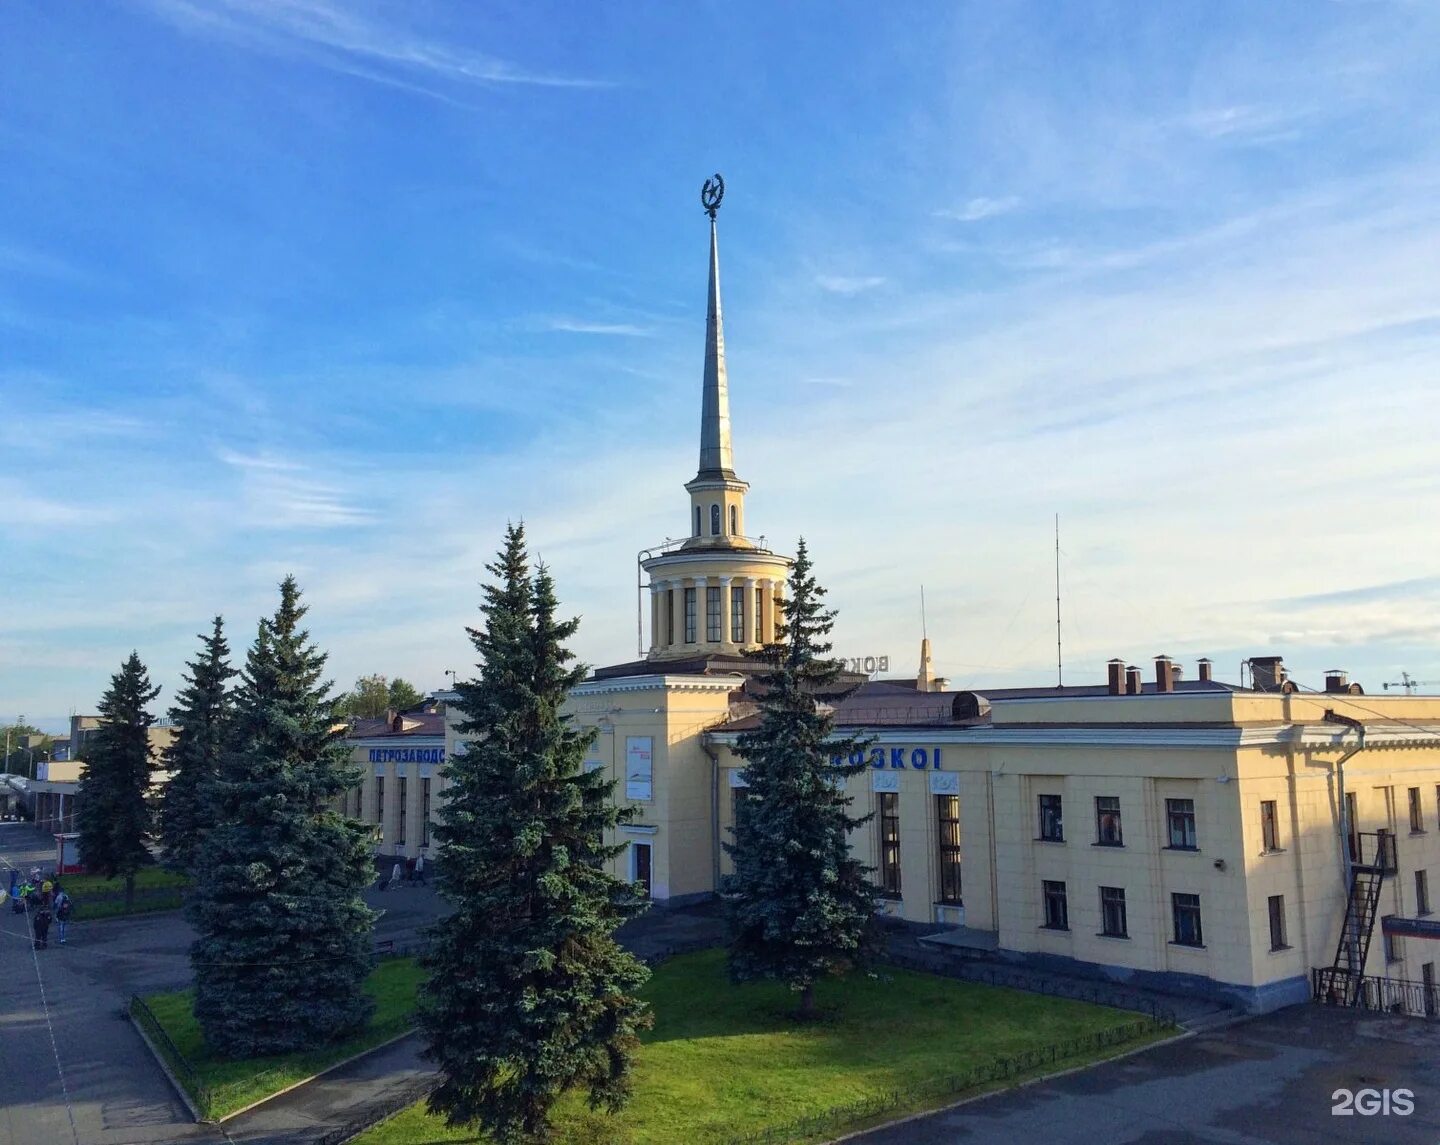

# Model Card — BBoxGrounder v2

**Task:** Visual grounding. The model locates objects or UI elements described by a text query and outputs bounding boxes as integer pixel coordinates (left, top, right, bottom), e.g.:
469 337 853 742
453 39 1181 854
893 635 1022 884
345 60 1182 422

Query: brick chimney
1197 658 1213 683
1325 669 1349 694
1171 663 1183 686
1125 665 1143 695
1155 654 1175 693
1250 656 1286 692
1107 659 1125 696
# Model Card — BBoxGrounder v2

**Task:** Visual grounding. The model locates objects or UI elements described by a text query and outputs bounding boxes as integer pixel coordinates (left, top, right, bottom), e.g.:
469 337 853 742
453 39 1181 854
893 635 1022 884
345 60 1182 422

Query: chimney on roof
1197 658 1213 683
1325 669 1349 694
1155 654 1175 693
1125 665 1143 695
1250 656 1287 692
1107 659 1125 696
1171 663 1183 686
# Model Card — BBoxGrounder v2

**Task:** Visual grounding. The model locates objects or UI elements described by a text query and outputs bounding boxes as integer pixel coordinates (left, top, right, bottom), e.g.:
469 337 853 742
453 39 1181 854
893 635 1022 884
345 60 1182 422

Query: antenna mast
1055 513 1063 688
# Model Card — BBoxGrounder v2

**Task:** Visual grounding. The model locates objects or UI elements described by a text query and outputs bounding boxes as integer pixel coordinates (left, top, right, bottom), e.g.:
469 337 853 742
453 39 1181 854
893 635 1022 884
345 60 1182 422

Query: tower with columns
641 178 792 661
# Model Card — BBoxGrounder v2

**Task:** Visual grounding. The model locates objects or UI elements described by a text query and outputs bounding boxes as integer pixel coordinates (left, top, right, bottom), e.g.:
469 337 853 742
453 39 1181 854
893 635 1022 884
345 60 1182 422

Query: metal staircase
1316 830 1397 1006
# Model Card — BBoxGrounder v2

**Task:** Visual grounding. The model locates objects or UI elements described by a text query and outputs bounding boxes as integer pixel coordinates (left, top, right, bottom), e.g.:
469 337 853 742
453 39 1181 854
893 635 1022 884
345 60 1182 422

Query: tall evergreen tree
76 652 161 910
722 538 879 1017
418 524 652 1144
159 616 236 873
187 577 377 1058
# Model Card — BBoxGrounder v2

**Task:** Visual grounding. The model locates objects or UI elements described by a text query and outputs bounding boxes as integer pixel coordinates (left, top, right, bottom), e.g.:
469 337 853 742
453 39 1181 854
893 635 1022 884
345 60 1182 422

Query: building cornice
570 674 744 697
348 736 446 749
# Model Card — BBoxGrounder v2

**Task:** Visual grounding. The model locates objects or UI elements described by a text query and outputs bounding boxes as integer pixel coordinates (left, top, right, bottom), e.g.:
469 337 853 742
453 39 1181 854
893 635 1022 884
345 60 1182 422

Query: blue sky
4 1 1440 730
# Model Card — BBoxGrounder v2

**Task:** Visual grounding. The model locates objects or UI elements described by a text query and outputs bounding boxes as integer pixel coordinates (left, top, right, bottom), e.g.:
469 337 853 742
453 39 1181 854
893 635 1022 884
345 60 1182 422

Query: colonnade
648 575 783 654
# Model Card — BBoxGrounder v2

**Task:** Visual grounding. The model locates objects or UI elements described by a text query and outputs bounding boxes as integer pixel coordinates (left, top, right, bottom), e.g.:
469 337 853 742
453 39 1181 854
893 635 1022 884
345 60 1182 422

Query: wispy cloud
935 197 1021 223
544 319 654 336
1179 104 1311 144
138 0 613 94
814 274 887 295
1277 575 1440 610
217 446 375 528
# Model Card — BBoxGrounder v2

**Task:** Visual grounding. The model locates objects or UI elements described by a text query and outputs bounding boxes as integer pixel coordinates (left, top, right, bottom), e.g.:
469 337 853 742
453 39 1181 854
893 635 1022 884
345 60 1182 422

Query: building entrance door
632 842 652 898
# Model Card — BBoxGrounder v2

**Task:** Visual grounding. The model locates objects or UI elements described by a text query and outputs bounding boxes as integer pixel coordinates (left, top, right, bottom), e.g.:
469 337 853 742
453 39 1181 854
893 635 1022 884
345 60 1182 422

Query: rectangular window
1346 792 1360 862
1410 787 1425 833
732 784 749 832
755 587 763 642
666 589 675 645
1261 800 1279 851
1100 886 1128 938
1095 796 1122 846
684 587 697 643
1171 892 1203 946
936 795 962 904
1385 932 1404 963
374 775 385 831
706 586 722 642
731 586 745 643
1037 793 1063 842
421 778 431 847
1166 798 1197 849
878 792 902 898
395 777 407 845
1268 894 1287 950
1418 870 1431 915
1042 880 1069 930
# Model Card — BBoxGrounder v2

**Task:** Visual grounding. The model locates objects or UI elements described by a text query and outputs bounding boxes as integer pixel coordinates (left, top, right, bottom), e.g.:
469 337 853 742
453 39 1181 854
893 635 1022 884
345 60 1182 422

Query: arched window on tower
711 504 721 536
694 505 701 537
729 504 738 536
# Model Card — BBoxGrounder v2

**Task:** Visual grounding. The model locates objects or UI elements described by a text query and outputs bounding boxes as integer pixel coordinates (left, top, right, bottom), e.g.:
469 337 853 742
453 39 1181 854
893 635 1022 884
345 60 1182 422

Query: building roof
346 710 446 738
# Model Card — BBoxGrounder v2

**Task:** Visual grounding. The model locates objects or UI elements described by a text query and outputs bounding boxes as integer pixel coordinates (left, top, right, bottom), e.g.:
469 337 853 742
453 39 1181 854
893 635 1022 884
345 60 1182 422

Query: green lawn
143 957 425 1119
64 867 191 919
354 949 1168 1145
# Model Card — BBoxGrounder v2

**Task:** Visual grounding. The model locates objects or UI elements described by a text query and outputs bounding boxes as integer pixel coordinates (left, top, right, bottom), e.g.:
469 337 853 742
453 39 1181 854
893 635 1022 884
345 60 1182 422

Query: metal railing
1313 967 1439 1019
129 994 215 1118
1349 829 1398 875
722 1015 1168 1144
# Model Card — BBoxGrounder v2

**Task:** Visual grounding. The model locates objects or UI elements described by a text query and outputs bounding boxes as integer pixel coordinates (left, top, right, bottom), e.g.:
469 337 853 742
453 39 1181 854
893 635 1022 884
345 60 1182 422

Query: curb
214 1028 420 1124
823 1025 1192 1144
127 1010 209 1124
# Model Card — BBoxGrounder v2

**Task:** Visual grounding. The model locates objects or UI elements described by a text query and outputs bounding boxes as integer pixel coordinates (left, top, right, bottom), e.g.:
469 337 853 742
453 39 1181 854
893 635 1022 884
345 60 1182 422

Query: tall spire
697 174 734 479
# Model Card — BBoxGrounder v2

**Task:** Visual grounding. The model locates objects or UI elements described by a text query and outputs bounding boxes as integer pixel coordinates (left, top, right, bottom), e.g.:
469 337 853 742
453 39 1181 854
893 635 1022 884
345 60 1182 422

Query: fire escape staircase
1316 830 1397 1007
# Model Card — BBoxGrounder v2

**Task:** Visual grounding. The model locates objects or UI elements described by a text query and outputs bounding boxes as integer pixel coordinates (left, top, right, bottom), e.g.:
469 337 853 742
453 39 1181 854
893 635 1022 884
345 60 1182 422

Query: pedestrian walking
387 860 403 891
414 850 426 886
33 904 52 950
53 889 72 944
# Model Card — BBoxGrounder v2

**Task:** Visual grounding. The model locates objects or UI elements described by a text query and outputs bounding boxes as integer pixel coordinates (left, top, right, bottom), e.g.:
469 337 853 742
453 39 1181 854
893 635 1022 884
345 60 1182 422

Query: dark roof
346 711 446 739
589 652 768 680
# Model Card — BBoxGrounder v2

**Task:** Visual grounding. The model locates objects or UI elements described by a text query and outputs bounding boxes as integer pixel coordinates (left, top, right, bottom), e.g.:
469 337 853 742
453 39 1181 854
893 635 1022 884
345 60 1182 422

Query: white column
718 576 733 647
649 583 662 652
696 575 711 645
741 577 756 649
759 579 774 644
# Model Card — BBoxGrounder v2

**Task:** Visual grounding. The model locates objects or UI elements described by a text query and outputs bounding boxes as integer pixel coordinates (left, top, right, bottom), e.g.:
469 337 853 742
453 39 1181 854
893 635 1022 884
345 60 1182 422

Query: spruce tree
159 616 236 874
722 538 879 1017
76 651 161 910
418 524 652 1144
187 577 377 1058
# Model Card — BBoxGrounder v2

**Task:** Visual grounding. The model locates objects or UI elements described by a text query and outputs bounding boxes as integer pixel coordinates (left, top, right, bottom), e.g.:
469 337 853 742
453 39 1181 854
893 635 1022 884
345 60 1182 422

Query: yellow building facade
353 186 1440 1015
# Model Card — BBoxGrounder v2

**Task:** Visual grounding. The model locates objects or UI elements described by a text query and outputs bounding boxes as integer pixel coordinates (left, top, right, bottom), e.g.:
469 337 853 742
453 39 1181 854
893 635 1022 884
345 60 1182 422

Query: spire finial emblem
701 173 725 219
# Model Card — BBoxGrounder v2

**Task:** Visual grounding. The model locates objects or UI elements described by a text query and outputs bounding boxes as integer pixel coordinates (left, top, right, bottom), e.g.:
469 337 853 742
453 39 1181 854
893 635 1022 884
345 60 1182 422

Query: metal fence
129 994 215 1119
1312 967 1440 1019
721 1016 1168 1145
885 948 1178 1025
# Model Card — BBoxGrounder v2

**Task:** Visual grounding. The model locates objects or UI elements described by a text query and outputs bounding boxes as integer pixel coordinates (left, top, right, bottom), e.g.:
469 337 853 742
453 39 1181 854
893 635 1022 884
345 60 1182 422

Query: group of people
382 850 426 890
6 868 73 949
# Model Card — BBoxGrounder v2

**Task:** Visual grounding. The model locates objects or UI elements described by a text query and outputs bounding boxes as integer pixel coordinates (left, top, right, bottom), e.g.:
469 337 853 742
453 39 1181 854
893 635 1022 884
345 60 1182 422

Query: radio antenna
1055 513 1063 689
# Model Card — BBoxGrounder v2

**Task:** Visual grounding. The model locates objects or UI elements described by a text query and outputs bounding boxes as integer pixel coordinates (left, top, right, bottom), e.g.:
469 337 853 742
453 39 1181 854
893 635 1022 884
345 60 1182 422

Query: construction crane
1382 671 1440 694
